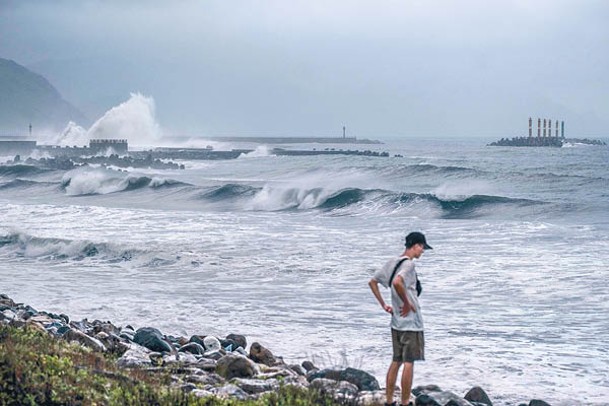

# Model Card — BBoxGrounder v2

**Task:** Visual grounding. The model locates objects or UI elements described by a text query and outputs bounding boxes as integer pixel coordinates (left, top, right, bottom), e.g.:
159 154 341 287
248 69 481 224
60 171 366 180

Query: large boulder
226 333 247 349
307 367 380 392
464 386 492 406
216 353 257 380
116 343 152 368
249 342 275 366
133 327 173 353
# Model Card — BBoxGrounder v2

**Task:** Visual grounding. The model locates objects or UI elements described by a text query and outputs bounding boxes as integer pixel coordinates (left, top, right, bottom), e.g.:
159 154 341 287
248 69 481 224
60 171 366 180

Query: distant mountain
0 58 88 135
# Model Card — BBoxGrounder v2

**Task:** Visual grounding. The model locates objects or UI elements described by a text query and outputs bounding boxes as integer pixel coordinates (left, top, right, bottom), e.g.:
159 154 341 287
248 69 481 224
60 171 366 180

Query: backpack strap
388 257 410 287
389 257 422 297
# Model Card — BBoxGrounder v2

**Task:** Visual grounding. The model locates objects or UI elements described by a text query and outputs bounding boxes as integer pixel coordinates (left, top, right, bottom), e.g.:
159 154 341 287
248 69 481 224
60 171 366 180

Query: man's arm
368 278 392 314
393 275 416 317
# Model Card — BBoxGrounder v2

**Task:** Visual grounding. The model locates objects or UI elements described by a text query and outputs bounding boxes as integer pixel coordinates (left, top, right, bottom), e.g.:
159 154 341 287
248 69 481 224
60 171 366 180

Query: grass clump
0 325 343 405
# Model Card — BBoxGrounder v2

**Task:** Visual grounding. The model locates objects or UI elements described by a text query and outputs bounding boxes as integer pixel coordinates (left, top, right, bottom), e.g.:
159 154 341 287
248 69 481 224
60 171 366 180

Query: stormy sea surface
1 138 608 405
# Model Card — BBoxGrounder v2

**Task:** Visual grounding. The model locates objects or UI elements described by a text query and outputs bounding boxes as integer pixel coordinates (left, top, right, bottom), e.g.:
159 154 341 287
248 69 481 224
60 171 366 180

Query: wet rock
528 400 552 406
249 342 275 366
338 367 380 391
413 385 443 396
415 390 474 406
0 294 16 307
307 367 380 392
220 338 240 352
179 342 205 355
133 327 173 353
288 363 307 376
302 360 318 372
216 353 257 380
226 333 247 349
189 335 206 347
464 386 492 406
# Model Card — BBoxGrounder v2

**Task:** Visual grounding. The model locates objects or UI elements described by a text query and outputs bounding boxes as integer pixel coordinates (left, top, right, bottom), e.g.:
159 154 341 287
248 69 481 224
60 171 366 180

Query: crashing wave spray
87 93 162 148
54 93 162 148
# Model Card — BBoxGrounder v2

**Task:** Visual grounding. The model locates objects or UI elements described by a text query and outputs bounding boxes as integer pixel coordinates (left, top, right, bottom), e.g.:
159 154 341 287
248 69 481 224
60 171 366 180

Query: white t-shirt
373 256 424 331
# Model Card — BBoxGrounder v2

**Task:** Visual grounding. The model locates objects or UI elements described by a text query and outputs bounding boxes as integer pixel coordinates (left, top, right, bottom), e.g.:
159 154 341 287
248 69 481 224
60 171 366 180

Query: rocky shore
0 294 552 406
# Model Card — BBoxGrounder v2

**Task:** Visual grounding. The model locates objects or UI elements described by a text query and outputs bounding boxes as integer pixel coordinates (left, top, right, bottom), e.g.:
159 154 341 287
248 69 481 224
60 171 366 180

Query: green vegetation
0 325 341 405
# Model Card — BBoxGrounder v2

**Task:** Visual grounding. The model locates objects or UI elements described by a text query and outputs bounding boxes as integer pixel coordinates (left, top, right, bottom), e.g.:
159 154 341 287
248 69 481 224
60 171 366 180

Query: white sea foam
431 179 496 201
239 145 271 158
87 93 162 148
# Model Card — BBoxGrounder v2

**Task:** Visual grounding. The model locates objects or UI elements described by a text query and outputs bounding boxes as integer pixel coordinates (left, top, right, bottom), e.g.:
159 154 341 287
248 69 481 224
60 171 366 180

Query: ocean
1 137 608 405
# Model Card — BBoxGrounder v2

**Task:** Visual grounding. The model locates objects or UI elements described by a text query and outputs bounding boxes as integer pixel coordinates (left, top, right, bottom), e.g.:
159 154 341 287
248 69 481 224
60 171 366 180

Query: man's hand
382 304 393 314
399 302 416 317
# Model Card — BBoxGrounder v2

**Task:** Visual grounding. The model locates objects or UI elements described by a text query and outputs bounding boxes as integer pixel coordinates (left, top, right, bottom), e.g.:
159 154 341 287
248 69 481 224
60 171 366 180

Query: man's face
412 243 425 259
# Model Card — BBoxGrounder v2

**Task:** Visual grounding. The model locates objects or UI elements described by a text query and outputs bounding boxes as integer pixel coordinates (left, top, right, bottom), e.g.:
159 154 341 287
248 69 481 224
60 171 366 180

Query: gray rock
413 384 443 396
307 367 380 392
310 378 359 399
232 377 280 394
357 390 387 406
191 389 216 398
288 363 307 376
416 391 474 406
529 400 552 406
339 367 380 391
302 360 317 372
185 372 225 386
163 351 198 365
226 333 247 349
116 343 152 368
189 335 206 347
1 309 16 321
133 327 173 353
179 342 205 355
63 329 107 352
202 350 224 360
464 386 493 406
216 353 257 380
0 294 16 307
213 384 250 401
196 358 217 372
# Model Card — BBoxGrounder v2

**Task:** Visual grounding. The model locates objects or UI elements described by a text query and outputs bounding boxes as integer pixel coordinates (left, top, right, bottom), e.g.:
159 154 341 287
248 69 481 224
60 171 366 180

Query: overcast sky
1 0 608 138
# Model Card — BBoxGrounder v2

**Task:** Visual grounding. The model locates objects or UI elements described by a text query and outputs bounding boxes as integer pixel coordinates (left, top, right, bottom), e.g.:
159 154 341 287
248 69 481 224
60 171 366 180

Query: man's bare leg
400 362 414 405
386 361 400 404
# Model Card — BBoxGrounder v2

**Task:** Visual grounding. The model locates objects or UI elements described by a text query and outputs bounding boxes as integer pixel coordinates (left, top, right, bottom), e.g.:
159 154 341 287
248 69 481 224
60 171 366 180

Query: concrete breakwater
0 293 552 406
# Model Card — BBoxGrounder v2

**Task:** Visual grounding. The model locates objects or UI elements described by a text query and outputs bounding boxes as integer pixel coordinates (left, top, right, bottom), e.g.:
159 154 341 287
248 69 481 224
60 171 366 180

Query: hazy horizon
1 1 608 138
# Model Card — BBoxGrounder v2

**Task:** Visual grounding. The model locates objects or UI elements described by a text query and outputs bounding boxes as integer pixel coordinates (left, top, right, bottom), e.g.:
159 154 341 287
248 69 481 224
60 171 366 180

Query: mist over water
1 118 609 404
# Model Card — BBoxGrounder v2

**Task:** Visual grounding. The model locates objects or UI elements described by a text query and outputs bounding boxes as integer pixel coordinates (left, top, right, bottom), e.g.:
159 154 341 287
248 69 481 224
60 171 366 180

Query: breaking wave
61 167 189 195
0 232 139 262
0 164 46 177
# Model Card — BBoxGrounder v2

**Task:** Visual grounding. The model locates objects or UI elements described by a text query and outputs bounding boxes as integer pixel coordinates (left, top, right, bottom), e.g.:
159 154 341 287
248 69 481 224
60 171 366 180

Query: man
368 231 432 406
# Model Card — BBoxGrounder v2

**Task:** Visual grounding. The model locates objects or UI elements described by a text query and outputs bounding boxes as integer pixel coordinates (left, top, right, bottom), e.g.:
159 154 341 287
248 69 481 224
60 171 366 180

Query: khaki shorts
391 329 425 363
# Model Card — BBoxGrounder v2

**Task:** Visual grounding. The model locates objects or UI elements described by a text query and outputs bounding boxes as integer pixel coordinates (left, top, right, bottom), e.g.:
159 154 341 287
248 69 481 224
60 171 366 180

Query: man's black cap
405 232 433 250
